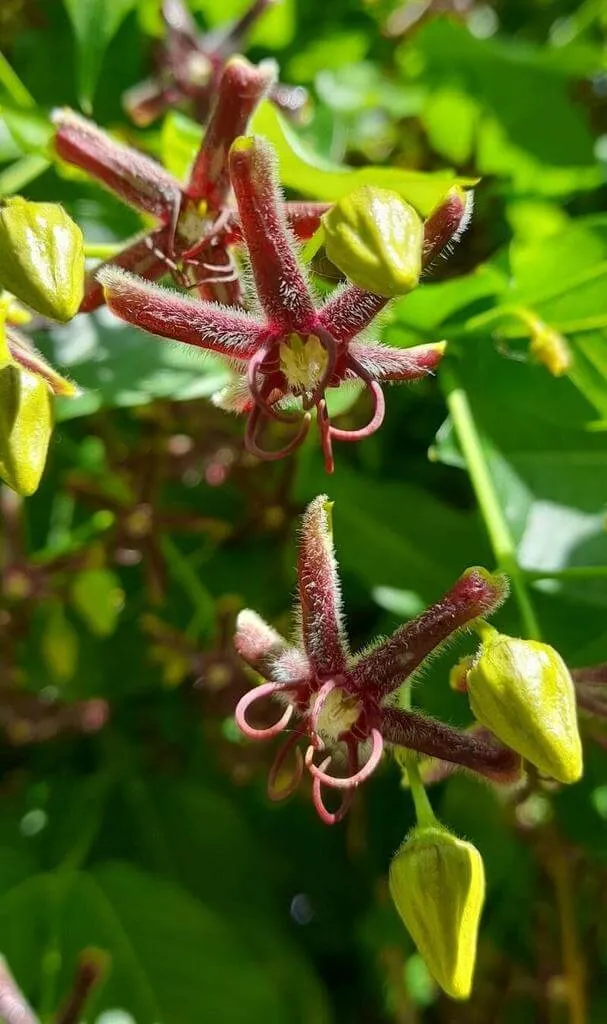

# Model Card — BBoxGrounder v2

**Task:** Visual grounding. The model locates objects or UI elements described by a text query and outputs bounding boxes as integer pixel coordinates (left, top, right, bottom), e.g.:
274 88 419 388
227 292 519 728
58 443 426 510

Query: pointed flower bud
529 318 571 376
0 361 53 496
0 197 84 321
321 186 424 298
389 825 485 1000
467 631 583 784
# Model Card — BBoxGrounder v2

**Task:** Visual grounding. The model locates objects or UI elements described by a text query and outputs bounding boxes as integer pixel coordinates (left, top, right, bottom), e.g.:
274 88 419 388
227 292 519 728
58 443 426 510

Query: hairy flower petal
188 57 276 208
382 706 522 782
234 609 287 673
346 340 446 381
81 228 171 313
352 568 509 697
317 284 388 344
229 136 316 332
99 267 265 358
297 495 349 674
53 109 182 230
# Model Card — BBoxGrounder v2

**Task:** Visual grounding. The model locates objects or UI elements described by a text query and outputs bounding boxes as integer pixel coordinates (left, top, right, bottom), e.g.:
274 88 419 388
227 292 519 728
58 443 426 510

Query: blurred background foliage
1 0 607 1020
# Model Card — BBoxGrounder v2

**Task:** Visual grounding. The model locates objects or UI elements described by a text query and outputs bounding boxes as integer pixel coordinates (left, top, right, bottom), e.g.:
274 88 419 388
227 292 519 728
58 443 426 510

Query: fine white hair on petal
98 267 263 358
235 609 287 669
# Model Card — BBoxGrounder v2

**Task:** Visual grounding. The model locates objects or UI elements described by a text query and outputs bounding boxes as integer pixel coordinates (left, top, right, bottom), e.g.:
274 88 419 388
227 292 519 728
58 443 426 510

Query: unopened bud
322 186 423 297
0 361 52 495
0 197 84 321
449 656 473 692
467 632 582 784
389 825 484 1000
528 317 571 376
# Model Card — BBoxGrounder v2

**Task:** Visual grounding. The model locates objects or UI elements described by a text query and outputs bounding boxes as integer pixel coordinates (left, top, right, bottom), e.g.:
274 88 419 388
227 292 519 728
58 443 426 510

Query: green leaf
435 338 607 609
0 106 53 156
372 586 425 619
160 111 203 182
413 20 602 195
36 310 232 420
288 32 369 83
316 63 421 119
296 464 492 597
249 100 475 214
62 0 138 112
0 864 296 1023
191 0 295 49
71 569 124 637
422 86 478 166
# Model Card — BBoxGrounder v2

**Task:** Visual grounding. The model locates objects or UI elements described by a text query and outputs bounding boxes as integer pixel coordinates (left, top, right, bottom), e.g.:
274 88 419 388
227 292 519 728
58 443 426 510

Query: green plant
0 0 605 1020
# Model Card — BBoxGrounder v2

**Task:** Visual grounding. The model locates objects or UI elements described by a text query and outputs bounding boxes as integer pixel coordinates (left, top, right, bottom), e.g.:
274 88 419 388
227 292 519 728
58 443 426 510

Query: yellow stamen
279 333 328 392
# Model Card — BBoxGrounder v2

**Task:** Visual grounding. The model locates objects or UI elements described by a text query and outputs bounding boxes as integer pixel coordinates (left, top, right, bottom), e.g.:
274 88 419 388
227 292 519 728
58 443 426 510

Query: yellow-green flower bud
321 186 423 298
0 361 52 496
467 632 582 784
389 825 485 1000
529 320 571 376
0 197 84 321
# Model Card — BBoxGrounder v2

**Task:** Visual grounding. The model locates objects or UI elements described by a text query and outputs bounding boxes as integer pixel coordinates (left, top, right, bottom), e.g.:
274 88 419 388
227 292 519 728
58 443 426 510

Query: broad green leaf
62 0 138 111
250 100 475 214
296 464 493 597
422 86 478 166
36 309 232 420
160 111 203 182
434 337 607 609
288 32 369 83
316 63 421 119
412 20 602 195
0 864 297 1023
460 217 607 417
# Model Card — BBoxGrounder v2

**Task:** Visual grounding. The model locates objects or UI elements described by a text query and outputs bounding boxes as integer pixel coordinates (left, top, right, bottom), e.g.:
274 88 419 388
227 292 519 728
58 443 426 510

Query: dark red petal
229 136 316 332
99 267 264 358
297 495 349 674
352 568 509 697
188 57 276 208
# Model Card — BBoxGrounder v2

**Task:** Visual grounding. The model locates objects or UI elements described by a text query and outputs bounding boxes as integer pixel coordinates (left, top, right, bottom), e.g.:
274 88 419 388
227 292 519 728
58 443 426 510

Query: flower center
177 201 210 247
314 685 362 744
185 53 212 88
279 333 328 393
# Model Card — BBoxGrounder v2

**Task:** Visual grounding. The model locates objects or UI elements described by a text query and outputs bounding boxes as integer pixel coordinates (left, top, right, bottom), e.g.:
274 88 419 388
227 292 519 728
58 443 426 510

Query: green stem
0 53 35 107
84 242 123 259
525 565 607 581
398 687 436 829
161 535 214 638
301 225 324 265
441 363 542 641
0 155 50 197
406 753 437 830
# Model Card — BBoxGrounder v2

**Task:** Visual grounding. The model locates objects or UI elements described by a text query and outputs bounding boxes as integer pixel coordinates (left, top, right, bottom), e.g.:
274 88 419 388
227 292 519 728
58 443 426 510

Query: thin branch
54 950 108 1024
441 363 542 640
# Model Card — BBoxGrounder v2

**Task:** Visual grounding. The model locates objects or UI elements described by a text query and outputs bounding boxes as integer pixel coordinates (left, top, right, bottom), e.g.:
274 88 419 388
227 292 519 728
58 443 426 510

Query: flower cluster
99 136 468 471
234 494 521 823
123 0 307 126
54 58 325 310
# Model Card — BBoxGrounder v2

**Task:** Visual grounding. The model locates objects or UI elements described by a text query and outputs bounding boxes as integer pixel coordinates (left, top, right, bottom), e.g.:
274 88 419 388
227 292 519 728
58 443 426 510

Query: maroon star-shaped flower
54 58 326 310
123 0 308 127
233 496 521 823
99 135 468 470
